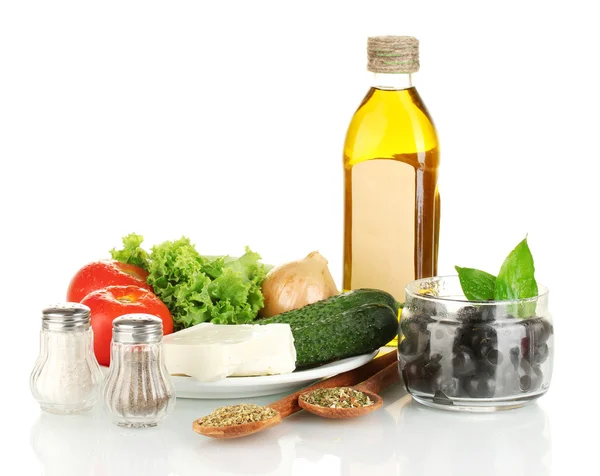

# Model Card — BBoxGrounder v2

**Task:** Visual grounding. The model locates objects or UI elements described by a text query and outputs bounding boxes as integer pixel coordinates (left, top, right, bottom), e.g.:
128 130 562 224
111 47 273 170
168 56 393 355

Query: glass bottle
343 36 440 344
30 303 102 414
103 314 175 428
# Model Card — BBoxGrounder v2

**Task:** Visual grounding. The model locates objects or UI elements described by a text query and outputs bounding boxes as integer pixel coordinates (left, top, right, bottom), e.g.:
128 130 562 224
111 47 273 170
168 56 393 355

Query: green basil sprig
455 237 538 317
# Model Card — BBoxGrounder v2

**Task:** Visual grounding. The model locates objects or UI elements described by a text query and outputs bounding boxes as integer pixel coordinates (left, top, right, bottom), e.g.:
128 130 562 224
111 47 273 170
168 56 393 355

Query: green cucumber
258 289 399 367
260 288 400 324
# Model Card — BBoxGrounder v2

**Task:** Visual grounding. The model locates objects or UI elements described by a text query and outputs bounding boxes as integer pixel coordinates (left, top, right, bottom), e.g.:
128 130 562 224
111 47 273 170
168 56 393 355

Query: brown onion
260 251 338 317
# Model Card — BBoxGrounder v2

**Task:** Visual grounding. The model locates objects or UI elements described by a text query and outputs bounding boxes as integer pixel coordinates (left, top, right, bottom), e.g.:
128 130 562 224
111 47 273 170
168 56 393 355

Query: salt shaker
103 314 175 428
30 303 103 414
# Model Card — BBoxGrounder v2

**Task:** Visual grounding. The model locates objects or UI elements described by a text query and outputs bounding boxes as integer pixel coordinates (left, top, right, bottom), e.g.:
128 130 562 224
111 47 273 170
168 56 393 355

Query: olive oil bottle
343 36 440 345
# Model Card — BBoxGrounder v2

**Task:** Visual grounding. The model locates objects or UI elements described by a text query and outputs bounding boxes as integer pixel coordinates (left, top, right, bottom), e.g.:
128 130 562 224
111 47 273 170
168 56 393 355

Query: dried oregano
196 404 277 427
300 387 374 409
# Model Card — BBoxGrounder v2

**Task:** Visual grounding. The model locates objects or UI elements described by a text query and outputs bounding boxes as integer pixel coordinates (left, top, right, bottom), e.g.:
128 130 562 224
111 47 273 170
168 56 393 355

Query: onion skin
260 251 339 318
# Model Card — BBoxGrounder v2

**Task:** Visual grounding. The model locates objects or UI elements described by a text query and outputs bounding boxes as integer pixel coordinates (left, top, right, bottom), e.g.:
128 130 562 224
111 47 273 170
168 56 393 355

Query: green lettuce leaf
110 234 266 329
208 267 252 307
110 233 150 270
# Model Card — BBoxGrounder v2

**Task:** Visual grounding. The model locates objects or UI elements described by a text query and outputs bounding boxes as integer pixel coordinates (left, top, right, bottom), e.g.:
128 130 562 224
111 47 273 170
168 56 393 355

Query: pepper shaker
103 314 175 428
30 303 103 414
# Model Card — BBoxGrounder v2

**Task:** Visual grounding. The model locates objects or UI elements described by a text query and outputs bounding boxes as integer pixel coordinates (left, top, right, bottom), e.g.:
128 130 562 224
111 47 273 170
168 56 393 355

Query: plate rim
171 350 379 389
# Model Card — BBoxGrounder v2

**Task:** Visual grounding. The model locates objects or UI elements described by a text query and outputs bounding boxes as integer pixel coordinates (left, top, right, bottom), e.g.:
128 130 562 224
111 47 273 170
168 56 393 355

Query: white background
1 1 599 475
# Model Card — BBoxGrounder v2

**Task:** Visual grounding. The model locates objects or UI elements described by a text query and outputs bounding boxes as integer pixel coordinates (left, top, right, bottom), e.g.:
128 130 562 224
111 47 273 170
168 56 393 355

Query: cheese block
162 322 296 382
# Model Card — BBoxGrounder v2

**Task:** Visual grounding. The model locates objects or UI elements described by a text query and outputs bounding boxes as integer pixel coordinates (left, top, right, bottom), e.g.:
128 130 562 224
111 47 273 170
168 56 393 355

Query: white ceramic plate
171 351 379 399
98 351 378 399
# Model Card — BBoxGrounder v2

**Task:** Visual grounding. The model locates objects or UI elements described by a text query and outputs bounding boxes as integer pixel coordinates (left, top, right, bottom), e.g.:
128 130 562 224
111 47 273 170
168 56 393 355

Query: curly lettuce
110 234 266 329
109 233 150 270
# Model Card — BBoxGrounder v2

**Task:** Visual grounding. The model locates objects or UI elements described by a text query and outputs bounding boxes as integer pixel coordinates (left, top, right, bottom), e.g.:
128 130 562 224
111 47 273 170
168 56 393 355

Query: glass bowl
398 276 553 412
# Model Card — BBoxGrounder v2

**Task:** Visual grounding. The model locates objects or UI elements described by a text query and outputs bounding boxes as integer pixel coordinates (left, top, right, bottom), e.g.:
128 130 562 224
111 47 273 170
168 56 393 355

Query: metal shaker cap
42 303 91 330
112 314 164 344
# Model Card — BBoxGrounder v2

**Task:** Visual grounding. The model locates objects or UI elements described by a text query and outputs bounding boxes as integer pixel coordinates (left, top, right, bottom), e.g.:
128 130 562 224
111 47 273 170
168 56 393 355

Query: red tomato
80 285 174 366
67 260 152 302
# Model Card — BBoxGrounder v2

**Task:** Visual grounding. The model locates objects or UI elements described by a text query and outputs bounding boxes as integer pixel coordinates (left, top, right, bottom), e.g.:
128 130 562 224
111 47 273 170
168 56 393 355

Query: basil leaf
494 237 538 317
455 266 497 301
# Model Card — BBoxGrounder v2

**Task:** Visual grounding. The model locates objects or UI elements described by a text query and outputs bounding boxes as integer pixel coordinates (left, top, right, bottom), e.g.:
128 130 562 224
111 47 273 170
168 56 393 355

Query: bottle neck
371 73 413 91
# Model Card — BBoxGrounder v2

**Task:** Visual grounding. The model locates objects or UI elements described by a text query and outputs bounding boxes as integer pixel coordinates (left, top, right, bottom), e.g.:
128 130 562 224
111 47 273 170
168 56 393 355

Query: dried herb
196 404 277 427
300 387 373 409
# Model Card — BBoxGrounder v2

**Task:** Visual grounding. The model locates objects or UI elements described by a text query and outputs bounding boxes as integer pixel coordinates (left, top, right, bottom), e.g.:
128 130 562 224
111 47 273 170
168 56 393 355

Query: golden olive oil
343 37 440 346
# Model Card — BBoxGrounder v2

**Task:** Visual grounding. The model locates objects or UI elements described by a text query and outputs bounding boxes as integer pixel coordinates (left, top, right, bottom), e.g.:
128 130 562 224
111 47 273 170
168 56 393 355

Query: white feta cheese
162 322 296 382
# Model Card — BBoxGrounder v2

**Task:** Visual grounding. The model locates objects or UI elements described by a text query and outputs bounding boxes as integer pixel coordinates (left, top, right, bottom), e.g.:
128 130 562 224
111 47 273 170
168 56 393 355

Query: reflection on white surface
29 384 552 476
30 395 289 476
392 394 551 475
30 410 104 476
287 395 399 475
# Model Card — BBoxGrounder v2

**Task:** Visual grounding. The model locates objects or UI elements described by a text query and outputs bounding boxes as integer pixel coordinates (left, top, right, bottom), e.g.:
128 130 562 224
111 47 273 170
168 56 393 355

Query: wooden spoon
297 360 399 418
192 348 397 439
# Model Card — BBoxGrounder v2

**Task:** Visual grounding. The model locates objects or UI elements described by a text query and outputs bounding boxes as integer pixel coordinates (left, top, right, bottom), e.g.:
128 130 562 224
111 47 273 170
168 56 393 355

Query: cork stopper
367 36 419 74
